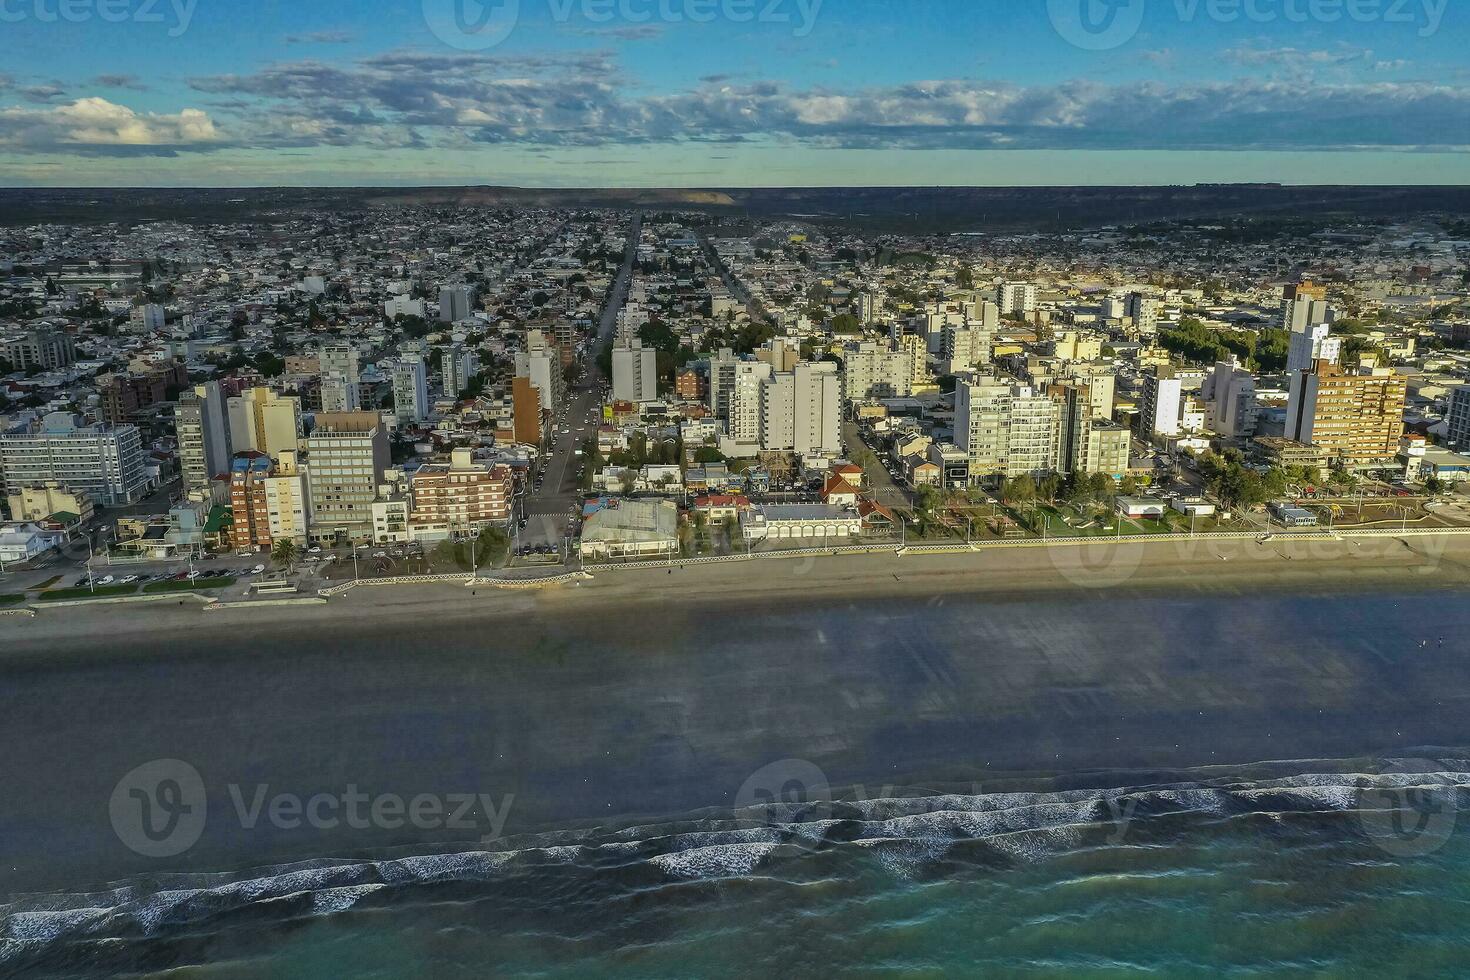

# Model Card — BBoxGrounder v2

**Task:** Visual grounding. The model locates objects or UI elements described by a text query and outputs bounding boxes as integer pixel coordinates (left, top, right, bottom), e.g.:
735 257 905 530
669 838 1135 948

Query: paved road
697 230 770 325
844 420 915 509
518 212 642 551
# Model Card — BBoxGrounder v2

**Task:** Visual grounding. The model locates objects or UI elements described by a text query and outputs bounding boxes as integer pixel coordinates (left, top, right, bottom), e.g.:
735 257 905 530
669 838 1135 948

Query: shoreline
2 529 1466 651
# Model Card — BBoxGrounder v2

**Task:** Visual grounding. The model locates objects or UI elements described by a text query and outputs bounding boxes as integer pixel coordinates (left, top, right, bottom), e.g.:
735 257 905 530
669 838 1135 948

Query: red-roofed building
822 473 860 507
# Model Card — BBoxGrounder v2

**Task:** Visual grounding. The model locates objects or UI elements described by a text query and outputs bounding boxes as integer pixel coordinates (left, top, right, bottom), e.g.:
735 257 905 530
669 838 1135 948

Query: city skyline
0 0 1467 186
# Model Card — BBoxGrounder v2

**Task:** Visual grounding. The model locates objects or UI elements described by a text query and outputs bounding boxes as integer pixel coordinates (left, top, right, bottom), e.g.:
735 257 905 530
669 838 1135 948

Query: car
119 575 139 585
73 576 89 588
98 575 115 585
186 570 201 580
250 564 266 575
308 546 322 554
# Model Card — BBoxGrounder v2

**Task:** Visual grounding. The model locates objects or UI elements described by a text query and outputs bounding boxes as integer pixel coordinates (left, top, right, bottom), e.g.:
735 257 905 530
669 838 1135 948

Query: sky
0 0 1466 187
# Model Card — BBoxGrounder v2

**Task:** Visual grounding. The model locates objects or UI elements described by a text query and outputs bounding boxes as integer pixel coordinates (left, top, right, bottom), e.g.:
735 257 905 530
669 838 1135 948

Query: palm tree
271 539 298 571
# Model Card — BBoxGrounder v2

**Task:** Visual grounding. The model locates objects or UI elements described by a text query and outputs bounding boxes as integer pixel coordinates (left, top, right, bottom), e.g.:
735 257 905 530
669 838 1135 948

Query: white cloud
0 97 218 154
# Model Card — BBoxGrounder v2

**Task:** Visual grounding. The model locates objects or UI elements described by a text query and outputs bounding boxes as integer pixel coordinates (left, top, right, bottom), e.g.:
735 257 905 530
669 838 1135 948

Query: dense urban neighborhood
1 205 1469 602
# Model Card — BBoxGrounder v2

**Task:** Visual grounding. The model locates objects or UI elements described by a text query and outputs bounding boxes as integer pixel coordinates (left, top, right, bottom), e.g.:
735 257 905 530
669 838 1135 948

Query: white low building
746 504 862 543
580 499 680 560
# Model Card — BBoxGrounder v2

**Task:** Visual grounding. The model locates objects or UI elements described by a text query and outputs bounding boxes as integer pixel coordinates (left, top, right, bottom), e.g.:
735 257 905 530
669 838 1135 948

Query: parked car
250 564 266 575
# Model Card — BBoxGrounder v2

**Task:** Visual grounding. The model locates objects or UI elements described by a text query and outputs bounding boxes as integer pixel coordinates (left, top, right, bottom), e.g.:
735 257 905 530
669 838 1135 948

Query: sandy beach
1 529 1463 649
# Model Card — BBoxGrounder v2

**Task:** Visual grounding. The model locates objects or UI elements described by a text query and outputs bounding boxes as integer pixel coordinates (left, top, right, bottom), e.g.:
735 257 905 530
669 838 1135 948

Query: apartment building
227 387 302 462
409 449 512 537
176 381 233 502
612 337 658 404
1203 358 1259 439
392 353 430 423
841 341 912 403
442 344 480 399
302 411 390 544
228 451 309 551
997 282 1038 317
514 328 565 413
0 413 150 505
97 361 188 424
511 375 544 447
1140 366 1184 440
1286 360 1406 467
5 482 94 525
5 327 75 371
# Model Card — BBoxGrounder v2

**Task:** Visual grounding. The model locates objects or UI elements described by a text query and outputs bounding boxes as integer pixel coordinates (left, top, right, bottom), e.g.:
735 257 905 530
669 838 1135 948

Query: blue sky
0 0 1466 186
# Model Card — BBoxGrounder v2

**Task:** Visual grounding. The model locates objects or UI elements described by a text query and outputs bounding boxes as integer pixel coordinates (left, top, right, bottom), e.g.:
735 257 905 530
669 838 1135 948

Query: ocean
4 587 1470 975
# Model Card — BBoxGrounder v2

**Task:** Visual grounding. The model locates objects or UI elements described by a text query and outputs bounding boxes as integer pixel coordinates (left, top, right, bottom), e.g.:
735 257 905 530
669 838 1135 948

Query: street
517 211 642 553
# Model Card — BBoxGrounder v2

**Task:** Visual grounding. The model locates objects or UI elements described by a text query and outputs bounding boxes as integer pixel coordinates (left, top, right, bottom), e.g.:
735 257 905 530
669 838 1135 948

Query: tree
271 539 299 570
1002 474 1037 506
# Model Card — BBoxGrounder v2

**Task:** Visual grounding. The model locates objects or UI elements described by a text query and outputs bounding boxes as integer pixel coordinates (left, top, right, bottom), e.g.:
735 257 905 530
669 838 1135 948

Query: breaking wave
4 757 1468 973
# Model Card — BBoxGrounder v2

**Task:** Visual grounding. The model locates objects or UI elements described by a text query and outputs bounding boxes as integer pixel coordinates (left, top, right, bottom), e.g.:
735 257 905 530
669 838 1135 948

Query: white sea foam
649 842 779 879
9 762 1470 954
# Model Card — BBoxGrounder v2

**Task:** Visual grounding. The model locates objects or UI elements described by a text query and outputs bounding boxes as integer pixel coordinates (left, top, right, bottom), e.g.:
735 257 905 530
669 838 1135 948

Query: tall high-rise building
1126 293 1161 335
1446 386 1470 449
228 451 309 551
841 341 912 403
511 375 544 447
441 344 480 399
1285 296 1341 374
611 337 658 403
1140 366 1183 440
1286 361 1406 466
758 371 795 451
439 285 475 324
176 381 233 502
941 324 992 374
725 362 773 449
227 387 302 462
319 344 360 385
392 354 430 423
793 361 842 456
954 378 1058 480
1203 358 1259 439
997 282 1038 317
303 412 390 544
514 329 565 414
708 348 741 422
320 373 360 413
